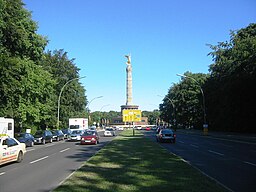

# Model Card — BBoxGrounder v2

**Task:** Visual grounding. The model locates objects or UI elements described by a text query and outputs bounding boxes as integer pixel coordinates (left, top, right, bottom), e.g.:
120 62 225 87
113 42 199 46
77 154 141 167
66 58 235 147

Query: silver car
104 128 116 137
67 130 84 141
156 129 176 143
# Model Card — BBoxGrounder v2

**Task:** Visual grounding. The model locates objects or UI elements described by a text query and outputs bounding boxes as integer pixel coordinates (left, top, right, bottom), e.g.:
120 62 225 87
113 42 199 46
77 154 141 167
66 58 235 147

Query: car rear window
83 131 95 136
162 130 173 134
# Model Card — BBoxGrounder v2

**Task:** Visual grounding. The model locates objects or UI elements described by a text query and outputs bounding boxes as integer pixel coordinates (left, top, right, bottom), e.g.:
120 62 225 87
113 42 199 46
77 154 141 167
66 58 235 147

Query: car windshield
106 128 113 131
72 130 82 134
62 129 70 134
70 125 80 129
82 131 95 136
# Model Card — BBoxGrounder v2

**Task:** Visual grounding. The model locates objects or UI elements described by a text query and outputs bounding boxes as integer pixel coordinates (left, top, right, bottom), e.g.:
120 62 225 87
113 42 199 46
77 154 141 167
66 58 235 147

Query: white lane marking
45 144 55 147
0 172 6 176
178 141 185 144
60 148 70 153
208 150 224 156
190 144 199 148
30 156 49 164
26 148 35 152
244 161 256 167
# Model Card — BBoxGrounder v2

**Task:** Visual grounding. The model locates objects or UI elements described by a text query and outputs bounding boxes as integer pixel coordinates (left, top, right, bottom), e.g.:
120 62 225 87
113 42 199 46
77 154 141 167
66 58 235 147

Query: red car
145 127 151 131
80 130 99 145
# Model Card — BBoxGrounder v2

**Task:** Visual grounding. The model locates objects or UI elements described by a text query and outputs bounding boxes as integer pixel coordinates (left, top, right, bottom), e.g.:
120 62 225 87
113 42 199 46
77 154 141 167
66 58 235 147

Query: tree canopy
0 0 87 132
160 23 256 133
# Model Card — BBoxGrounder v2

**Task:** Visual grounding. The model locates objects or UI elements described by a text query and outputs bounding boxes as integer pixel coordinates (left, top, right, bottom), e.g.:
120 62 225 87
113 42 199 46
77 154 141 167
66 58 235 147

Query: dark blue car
15 132 35 147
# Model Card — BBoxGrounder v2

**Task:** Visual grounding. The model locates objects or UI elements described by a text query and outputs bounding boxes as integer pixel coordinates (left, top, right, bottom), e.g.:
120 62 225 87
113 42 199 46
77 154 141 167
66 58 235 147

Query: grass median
54 130 228 192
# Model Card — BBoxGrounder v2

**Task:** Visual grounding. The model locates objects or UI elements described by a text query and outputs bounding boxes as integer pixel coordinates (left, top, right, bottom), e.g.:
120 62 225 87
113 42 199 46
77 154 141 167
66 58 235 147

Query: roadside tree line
160 23 256 133
0 0 87 133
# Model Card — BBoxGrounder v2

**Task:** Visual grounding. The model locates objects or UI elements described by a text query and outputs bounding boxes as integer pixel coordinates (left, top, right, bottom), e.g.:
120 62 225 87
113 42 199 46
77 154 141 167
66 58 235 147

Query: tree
142 110 160 125
205 23 256 132
160 72 208 129
0 56 56 132
42 50 87 128
0 0 47 62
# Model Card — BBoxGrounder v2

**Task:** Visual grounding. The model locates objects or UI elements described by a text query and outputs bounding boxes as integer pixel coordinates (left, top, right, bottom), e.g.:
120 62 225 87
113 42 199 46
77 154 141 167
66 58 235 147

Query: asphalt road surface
0 131 116 192
144 129 256 192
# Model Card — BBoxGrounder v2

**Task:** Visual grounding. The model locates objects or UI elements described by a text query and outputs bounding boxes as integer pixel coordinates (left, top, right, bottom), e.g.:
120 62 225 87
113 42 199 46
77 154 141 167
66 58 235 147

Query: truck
0 117 14 137
69 118 88 131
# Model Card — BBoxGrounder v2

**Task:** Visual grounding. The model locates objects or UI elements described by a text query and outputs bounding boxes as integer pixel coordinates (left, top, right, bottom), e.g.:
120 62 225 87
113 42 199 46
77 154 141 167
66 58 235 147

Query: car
156 129 176 143
80 130 99 145
67 130 84 141
0 136 26 166
89 126 97 131
52 130 65 141
89 127 96 131
145 127 151 131
15 132 35 147
104 128 116 137
116 127 124 131
33 130 53 144
62 128 72 139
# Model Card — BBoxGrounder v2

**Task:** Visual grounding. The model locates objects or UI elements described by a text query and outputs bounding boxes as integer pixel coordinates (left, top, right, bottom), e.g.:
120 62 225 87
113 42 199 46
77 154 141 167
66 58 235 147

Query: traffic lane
0 140 73 174
0 130 117 172
0 143 99 192
175 132 256 167
0 135 116 192
145 130 256 192
176 136 256 192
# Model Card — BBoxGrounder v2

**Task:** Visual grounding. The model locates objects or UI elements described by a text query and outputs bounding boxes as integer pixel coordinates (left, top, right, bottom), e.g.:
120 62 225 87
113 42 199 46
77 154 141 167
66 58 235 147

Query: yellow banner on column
122 110 141 122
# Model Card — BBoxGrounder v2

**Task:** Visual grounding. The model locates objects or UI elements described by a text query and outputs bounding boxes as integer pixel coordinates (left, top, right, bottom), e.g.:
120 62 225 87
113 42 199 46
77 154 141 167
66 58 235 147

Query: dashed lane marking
208 150 224 156
30 156 49 164
60 148 70 153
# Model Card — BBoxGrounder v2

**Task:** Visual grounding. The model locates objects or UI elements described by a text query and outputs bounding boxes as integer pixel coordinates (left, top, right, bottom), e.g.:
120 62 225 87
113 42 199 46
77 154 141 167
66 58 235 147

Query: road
0 131 116 192
144 129 256 192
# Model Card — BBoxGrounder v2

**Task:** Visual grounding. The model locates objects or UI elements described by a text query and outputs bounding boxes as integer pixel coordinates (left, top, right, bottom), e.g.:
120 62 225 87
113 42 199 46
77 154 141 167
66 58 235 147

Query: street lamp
57 76 86 128
176 73 208 134
87 96 103 126
158 95 176 130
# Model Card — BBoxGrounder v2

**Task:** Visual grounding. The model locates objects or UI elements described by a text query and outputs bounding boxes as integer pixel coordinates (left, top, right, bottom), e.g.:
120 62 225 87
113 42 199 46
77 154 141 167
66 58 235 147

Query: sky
23 0 256 112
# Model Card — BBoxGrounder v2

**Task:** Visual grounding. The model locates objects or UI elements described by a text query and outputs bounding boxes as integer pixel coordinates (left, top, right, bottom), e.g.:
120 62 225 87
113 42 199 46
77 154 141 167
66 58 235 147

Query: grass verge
54 130 228 192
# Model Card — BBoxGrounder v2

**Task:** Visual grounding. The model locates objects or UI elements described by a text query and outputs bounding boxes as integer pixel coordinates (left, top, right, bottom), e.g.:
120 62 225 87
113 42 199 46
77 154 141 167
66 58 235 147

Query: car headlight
91 138 96 141
81 138 84 140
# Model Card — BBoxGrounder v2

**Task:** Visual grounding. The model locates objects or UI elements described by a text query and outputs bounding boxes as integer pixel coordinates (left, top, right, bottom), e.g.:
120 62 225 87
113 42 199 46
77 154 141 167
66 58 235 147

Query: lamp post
158 95 176 130
176 74 208 135
87 96 103 126
57 76 86 129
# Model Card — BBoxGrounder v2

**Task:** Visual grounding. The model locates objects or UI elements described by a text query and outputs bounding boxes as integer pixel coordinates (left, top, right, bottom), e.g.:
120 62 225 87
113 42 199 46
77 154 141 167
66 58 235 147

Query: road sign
122 109 141 122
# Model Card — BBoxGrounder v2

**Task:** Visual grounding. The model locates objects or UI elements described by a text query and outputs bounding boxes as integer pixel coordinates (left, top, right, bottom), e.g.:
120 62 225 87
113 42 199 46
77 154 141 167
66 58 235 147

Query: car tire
30 141 34 147
17 151 23 163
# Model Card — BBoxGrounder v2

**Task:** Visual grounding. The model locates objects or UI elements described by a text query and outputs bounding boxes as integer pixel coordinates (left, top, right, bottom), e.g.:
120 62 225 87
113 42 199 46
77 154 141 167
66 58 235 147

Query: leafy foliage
205 23 256 132
160 23 256 133
0 0 87 132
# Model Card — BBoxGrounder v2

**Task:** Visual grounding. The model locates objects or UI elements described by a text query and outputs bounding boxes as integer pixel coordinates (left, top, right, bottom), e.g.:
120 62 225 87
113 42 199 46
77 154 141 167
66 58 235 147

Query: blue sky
23 0 256 112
